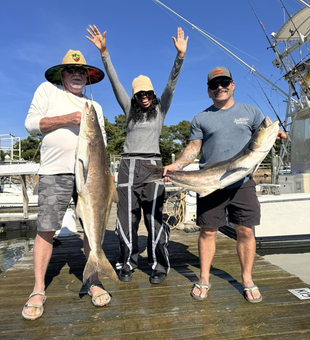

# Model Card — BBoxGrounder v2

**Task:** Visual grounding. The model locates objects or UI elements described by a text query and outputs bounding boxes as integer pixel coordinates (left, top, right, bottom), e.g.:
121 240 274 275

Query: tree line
14 116 192 166
10 115 280 167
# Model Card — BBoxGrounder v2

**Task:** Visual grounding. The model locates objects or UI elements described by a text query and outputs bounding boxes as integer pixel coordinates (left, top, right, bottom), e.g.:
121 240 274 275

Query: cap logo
213 70 223 76
72 53 80 62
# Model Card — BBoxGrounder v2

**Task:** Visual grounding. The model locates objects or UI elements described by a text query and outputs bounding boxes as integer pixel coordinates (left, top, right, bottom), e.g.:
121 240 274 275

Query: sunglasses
65 67 88 75
135 91 154 99
208 78 232 90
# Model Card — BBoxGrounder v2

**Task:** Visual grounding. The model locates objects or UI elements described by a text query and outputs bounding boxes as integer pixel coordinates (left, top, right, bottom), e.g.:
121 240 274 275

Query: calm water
0 222 36 274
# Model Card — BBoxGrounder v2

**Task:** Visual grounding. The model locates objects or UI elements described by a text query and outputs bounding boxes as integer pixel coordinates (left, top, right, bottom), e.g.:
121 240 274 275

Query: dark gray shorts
37 174 77 232
196 178 260 228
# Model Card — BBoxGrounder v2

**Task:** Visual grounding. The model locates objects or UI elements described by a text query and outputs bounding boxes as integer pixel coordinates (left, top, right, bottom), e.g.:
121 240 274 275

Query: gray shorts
37 174 77 232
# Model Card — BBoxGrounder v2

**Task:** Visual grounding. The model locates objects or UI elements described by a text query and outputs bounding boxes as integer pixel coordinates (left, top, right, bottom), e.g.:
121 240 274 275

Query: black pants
115 156 170 274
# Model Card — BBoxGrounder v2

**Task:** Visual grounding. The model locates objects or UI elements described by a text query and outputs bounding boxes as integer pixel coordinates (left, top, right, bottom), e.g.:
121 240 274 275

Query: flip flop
190 282 211 300
243 285 262 303
88 280 111 307
22 290 46 321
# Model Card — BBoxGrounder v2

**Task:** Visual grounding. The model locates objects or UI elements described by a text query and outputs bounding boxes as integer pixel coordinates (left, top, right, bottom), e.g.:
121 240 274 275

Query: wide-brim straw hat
45 49 104 85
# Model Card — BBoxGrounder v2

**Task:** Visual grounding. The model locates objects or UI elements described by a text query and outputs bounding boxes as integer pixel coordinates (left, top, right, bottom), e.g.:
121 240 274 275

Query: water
0 224 36 274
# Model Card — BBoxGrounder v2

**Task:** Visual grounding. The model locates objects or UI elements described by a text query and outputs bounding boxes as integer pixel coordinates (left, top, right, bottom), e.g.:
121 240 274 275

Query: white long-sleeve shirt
25 81 106 175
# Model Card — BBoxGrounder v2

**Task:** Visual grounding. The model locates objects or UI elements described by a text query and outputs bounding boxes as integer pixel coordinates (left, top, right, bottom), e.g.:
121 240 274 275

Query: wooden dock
0 204 310 339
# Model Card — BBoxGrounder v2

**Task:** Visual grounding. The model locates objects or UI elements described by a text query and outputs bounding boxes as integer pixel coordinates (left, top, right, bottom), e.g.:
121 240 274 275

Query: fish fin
75 162 83 194
196 186 218 198
251 163 261 175
220 167 249 181
76 154 90 195
83 250 119 284
111 185 119 204
75 196 86 226
142 163 164 182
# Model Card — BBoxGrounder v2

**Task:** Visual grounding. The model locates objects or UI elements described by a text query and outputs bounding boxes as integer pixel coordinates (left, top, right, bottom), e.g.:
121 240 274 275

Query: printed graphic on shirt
234 117 249 125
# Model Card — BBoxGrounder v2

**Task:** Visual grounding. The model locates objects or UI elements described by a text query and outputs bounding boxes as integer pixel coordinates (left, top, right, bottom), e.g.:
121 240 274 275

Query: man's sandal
243 285 262 303
88 280 111 307
190 282 211 300
22 290 46 320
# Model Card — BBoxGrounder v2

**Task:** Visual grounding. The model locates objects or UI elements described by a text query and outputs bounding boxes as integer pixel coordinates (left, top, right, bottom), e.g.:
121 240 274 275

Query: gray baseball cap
207 66 232 84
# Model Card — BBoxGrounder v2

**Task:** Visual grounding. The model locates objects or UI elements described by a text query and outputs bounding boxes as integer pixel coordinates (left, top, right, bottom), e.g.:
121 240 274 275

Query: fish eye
91 117 95 121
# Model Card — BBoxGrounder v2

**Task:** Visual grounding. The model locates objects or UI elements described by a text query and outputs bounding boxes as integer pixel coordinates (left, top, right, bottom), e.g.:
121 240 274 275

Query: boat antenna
152 0 292 100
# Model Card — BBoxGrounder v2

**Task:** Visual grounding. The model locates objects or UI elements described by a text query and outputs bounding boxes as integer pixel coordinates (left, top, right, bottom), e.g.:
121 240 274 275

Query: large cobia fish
143 117 279 197
75 103 119 284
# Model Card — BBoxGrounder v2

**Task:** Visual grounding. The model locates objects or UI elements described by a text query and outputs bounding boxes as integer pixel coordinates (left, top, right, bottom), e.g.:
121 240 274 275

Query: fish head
79 102 101 140
248 117 279 152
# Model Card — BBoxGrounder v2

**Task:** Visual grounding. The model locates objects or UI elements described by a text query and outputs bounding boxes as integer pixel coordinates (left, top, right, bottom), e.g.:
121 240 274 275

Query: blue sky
0 0 306 144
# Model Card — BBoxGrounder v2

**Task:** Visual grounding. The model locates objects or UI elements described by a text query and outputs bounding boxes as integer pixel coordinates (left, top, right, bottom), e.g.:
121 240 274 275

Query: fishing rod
248 1 299 126
278 0 310 98
247 1 294 128
152 0 292 100
254 75 287 133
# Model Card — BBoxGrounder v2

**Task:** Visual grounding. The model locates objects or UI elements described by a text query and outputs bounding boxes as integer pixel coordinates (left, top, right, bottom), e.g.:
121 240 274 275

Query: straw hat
132 75 154 96
45 49 104 85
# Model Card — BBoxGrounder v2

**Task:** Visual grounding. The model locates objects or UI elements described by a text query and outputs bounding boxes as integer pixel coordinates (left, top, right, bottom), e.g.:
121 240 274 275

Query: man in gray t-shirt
164 66 286 303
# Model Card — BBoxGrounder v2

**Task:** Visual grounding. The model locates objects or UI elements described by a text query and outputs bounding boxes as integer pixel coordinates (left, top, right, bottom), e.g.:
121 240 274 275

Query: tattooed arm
163 139 202 179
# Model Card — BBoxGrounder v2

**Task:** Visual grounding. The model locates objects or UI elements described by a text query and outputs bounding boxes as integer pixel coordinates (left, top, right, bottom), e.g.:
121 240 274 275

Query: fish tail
142 163 164 183
83 250 119 284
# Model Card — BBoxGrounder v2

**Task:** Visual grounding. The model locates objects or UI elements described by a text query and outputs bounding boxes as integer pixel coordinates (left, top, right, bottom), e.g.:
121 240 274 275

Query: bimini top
273 6 310 43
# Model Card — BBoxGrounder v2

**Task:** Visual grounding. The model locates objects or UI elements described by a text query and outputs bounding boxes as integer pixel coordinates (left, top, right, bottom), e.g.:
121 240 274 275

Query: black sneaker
150 270 166 284
118 268 133 282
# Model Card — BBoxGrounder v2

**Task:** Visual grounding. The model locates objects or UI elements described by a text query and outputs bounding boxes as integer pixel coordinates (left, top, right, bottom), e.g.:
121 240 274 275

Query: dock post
20 175 29 219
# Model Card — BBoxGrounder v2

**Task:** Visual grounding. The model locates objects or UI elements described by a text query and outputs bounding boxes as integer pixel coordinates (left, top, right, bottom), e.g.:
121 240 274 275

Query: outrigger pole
296 0 310 9
153 0 291 99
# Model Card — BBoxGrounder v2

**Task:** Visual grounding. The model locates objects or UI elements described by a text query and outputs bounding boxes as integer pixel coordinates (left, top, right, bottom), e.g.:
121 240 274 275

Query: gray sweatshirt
102 54 184 155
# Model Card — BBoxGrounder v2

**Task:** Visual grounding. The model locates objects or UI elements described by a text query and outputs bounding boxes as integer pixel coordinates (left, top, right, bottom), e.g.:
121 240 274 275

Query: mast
153 0 290 99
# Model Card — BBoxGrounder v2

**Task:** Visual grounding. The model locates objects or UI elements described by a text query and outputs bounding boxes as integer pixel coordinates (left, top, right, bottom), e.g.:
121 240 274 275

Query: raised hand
86 25 108 56
172 27 188 59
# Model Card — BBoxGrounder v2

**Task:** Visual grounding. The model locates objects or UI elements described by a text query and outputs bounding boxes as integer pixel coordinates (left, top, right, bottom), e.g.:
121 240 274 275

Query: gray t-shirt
189 102 264 187
102 53 184 155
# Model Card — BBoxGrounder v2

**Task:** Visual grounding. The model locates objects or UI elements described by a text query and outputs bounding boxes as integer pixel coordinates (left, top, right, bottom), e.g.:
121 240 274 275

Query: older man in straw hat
22 50 109 320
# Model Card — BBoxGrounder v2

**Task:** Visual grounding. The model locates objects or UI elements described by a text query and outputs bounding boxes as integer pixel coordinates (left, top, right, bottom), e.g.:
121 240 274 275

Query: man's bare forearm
174 140 201 169
39 112 81 133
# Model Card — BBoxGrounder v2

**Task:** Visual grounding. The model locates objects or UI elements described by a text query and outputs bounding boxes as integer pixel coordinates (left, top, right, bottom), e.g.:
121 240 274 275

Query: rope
164 188 188 230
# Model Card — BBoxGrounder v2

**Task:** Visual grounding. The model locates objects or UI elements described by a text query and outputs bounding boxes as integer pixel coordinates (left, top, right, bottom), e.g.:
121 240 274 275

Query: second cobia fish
75 103 119 284
143 117 279 197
